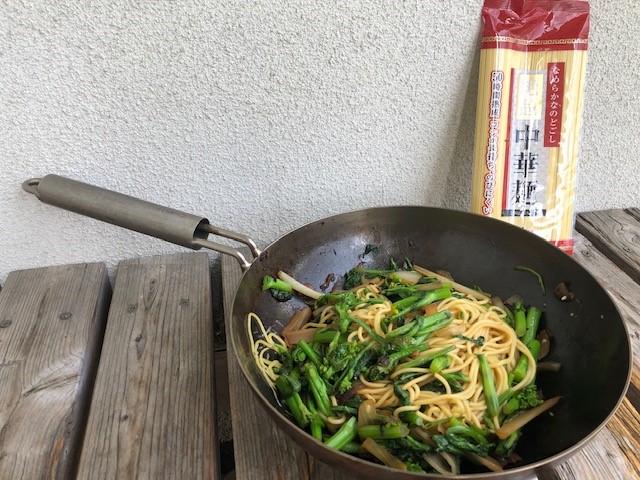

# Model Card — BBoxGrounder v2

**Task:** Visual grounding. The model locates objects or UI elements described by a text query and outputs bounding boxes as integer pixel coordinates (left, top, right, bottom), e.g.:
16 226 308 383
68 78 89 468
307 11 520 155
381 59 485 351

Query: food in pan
250 259 559 474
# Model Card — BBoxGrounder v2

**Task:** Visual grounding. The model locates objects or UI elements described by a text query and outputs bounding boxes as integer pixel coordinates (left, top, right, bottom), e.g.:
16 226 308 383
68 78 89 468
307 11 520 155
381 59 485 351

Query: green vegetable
262 275 294 301
344 268 395 289
429 355 451 374
502 398 519 416
385 311 451 340
321 291 384 334
393 382 411 406
334 342 378 394
456 335 485 347
312 329 344 344
381 435 432 454
262 275 292 292
341 441 362 454
325 341 362 374
275 372 301 399
514 265 546 295
512 340 541 383
307 397 325 441
297 340 322 369
270 289 293 301
305 363 332 417
514 302 527 338
284 394 311 427
495 430 522 459
433 423 494 457
400 410 424 426
368 344 430 381
395 345 455 371
358 421 410 440
325 416 358 450
478 354 499 416
521 306 542 345
390 288 452 321
504 384 543 416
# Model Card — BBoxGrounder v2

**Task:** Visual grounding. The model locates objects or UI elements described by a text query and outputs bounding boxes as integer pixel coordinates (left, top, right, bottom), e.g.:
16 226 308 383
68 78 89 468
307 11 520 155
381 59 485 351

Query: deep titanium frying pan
22 174 631 479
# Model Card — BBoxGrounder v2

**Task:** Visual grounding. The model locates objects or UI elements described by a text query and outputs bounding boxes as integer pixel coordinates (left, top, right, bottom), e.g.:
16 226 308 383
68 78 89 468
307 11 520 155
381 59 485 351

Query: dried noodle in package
471 0 590 254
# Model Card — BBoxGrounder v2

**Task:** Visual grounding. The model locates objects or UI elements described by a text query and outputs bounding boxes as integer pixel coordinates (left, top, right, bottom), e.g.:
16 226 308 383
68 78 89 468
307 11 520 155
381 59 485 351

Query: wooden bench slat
222 254 361 480
0 262 111 479
77 252 218 480
576 208 640 285
545 232 640 480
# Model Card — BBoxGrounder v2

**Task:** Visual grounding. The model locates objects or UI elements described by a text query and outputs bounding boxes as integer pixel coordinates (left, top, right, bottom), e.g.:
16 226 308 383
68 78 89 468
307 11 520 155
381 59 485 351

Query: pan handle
22 175 260 271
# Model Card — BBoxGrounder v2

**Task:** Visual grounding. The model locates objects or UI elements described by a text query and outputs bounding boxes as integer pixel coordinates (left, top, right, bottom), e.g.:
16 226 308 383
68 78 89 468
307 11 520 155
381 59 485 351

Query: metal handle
22 175 260 271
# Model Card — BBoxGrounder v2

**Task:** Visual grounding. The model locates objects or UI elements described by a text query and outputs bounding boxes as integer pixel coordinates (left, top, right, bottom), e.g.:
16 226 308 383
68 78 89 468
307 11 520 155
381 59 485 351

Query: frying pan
22 174 631 479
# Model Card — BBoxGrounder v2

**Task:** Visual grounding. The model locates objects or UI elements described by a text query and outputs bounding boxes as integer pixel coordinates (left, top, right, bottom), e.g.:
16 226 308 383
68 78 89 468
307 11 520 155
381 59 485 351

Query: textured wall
1 0 639 284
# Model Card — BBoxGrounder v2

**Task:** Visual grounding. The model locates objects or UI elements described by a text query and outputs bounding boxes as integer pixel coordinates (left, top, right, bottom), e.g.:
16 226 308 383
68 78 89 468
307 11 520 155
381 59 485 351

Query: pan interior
231 206 630 475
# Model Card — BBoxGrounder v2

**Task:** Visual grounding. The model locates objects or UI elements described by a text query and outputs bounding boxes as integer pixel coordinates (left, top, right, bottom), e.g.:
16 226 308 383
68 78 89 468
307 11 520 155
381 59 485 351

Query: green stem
340 441 362 454
391 288 452 320
512 340 541 383
502 398 519 415
358 422 410 440
305 363 332 417
396 346 455 371
307 397 325 441
514 303 526 338
386 311 450 339
430 355 451 374
297 340 322 368
313 329 343 344
350 317 387 344
284 393 310 427
324 417 358 450
478 354 499 416
521 307 541 345
400 410 424 426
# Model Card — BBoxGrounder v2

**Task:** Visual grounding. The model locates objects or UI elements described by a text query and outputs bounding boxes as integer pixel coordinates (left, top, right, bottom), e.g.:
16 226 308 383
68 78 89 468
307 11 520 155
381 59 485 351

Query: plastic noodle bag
471 0 590 254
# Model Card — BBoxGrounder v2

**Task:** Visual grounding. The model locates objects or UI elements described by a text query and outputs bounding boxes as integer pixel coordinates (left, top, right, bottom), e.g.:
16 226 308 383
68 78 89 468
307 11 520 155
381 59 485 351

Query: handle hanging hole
22 178 42 196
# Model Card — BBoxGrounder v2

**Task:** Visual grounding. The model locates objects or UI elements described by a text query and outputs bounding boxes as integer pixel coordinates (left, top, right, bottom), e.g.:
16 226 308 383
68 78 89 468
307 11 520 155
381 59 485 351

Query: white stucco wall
1 0 639 284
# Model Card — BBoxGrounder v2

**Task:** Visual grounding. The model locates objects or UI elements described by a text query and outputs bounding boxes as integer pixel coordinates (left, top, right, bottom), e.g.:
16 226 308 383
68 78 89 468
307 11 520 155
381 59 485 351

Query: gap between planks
575 208 640 286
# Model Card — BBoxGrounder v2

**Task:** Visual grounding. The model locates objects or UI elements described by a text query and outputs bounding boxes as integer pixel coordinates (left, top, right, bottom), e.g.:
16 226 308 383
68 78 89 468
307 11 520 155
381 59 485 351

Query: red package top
482 0 590 51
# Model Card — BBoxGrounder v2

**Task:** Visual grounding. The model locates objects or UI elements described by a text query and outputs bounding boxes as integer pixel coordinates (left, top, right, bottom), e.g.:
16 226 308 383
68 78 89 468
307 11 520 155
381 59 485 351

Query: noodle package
471 0 590 254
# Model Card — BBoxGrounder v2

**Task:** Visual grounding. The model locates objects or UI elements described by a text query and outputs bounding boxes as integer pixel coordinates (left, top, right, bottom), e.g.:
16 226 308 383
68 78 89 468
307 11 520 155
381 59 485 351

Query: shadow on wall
431 31 482 212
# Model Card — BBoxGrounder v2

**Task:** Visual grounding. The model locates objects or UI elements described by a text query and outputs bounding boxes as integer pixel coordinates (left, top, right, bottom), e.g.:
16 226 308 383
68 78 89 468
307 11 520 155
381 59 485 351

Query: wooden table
0 253 219 479
222 208 640 480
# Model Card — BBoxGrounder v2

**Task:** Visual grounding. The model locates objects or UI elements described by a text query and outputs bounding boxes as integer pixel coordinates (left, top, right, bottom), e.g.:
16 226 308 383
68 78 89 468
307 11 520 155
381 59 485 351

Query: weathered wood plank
576 208 640 285
221 254 317 480
0 262 111 479
77 252 218 480
624 207 640 224
567 233 640 479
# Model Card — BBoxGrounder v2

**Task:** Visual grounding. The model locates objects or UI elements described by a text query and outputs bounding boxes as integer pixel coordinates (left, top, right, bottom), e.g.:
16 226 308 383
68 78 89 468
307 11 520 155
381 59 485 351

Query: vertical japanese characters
471 0 590 254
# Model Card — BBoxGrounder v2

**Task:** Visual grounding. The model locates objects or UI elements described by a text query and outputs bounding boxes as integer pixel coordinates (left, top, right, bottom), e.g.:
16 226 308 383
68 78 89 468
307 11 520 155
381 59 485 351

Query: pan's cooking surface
231 206 630 478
